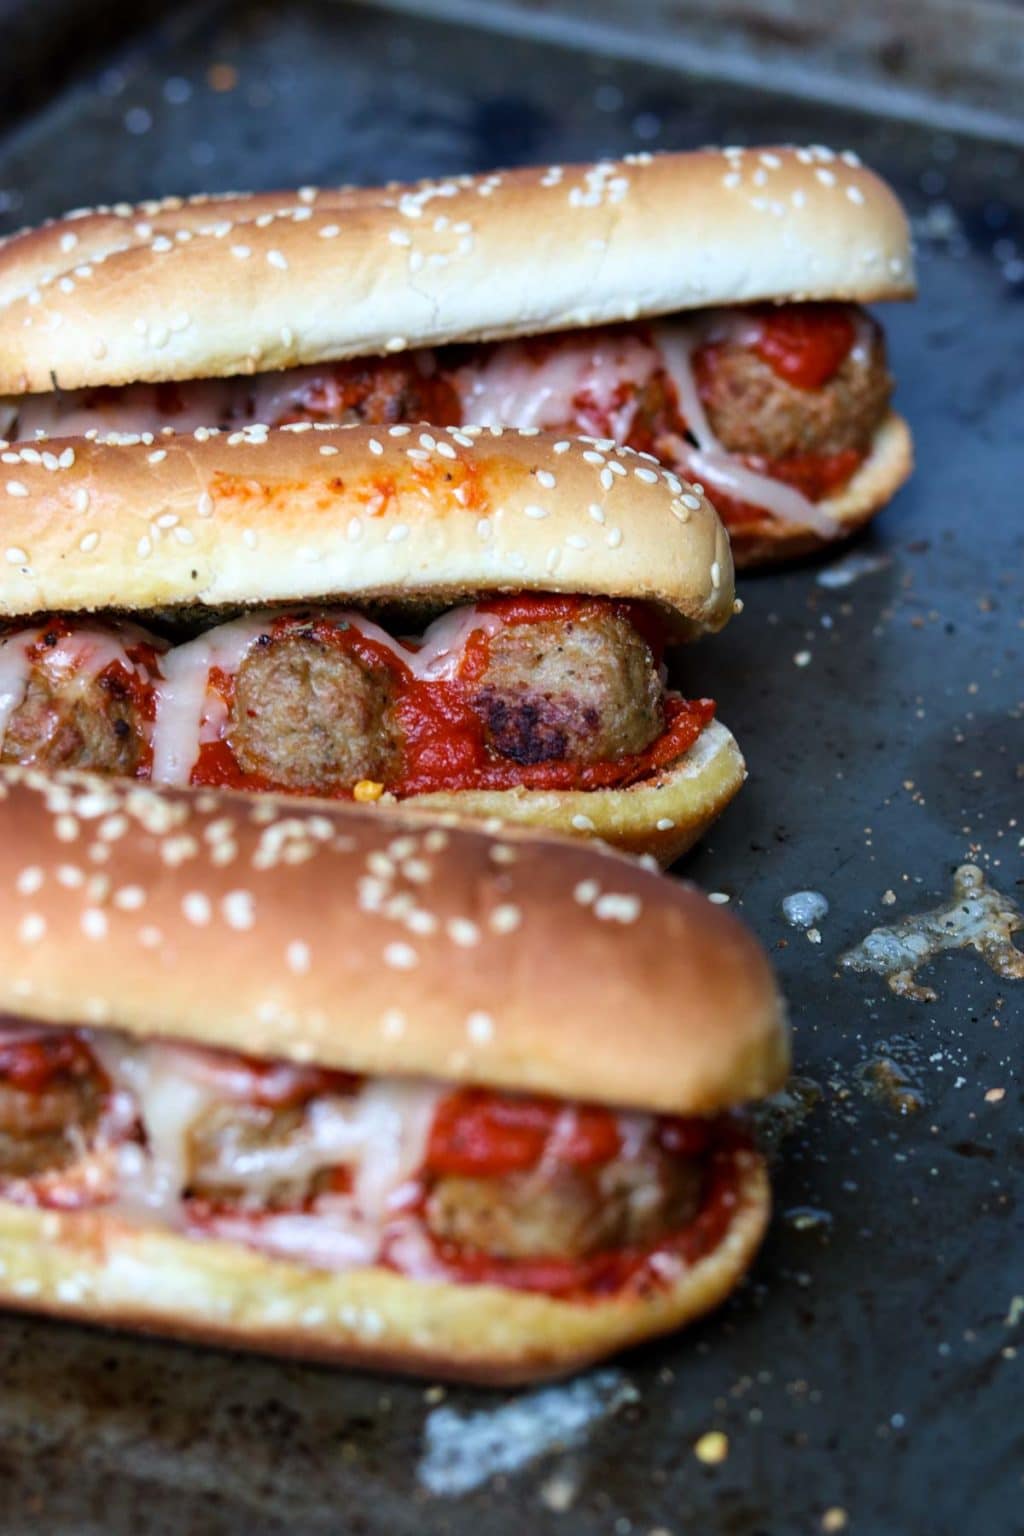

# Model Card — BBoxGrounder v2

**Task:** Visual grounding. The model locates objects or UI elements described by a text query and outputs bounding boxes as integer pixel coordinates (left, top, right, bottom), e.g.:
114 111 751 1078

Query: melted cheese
150 603 508 788
86 1030 444 1268
653 321 842 536
456 332 659 438
0 621 161 754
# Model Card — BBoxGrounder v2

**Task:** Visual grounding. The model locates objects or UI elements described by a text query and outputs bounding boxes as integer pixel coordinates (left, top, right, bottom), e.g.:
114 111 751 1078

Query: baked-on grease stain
840 865 1024 1002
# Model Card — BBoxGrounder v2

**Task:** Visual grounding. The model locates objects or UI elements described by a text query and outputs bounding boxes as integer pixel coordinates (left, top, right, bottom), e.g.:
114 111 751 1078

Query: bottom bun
0 1150 768 1385
406 717 746 866
730 411 912 568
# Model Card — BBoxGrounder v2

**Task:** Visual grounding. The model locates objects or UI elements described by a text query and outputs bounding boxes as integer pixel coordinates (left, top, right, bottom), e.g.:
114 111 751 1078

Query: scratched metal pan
0 4 1021 1534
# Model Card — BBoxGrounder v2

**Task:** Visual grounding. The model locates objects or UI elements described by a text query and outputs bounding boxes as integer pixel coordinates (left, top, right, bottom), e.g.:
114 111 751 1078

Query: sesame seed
566 534 588 550
815 168 836 187
707 892 731 905
386 524 409 543
73 487 91 513
319 224 340 239
18 913 46 944
381 1009 406 1037
5 547 28 564
287 940 311 974
524 504 548 520
81 908 108 940
136 536 152 559
385 336 407 352
389 229 412 247
634 466 659 484
582 450 605 466
320 444 339 457
388 425 411 437
147 449 167 464
267 249 288 270
600 467 614 491
16 866 43 895
56 864 84 888
222 890 255 930
78 531 100 553
846 185 865 204
606 528 623 548
656 817 676 831
594 893 641 923
231 244 251 259
682 492 702 511
6 482 28 498
573 879 599 906
368 438 383 456
489 904 522 935
467 1011 494 1043
384 942 417 971
447 918 480 948
535 469 556 489
182 892 211 925
113 886 145 911
711 561 722 589
571 814 596 831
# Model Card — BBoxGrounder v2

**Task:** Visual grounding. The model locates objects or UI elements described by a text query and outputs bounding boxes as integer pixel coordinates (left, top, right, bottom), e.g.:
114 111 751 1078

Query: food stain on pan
855 1053 926 1116
752 1075 822 1159
815 551 891 588
417 1369 637 1496
840 864 1024 1002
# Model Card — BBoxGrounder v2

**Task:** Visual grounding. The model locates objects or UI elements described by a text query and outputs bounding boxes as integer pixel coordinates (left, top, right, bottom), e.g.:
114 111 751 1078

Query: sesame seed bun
0 766 784 1379
0 426 743 860
0 1148 769 1383
0 147 914 396
728 411 913 568
0 424 733 636
0 767 788 1112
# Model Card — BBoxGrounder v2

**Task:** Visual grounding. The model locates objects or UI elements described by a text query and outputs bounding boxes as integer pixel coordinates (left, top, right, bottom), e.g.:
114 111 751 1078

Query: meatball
695 313 891 461
1 664 145 774
271 358 462 429
187 1100 326 1209
230 628 401 792
426 1151 703 1261
470 610 663 766
0 1035 106 1181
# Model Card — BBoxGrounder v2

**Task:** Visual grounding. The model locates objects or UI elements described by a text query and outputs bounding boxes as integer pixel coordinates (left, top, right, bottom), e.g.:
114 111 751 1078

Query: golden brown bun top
0 147 915 394
0 767 789 1114
0 424 734 634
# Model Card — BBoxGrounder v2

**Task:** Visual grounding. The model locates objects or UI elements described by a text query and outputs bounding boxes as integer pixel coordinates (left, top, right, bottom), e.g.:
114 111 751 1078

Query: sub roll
0 147 915 565
0 424 743 861
0 768 788 1382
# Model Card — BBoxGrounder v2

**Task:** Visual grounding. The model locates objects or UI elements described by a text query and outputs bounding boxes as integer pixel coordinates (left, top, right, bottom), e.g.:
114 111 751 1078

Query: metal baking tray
0 4 1020 1532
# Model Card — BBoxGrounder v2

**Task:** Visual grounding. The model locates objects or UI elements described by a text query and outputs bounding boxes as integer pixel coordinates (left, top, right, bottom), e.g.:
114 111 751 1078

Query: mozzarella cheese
150 602 509 788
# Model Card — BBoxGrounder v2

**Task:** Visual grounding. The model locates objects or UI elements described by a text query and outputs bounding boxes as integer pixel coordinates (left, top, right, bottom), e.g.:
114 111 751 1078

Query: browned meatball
2 666 145 774
0 1035 107 1181
695 317 891 460
230 628 401 791
187 1100 328 1209
426 1151 702 1261
470 611 663 767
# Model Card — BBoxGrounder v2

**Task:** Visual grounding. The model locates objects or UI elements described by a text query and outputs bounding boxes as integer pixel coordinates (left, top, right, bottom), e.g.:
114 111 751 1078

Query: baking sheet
0 3 1020 1532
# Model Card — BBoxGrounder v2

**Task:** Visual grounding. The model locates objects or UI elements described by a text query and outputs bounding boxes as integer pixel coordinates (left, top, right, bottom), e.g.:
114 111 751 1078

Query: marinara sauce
189 598 715 799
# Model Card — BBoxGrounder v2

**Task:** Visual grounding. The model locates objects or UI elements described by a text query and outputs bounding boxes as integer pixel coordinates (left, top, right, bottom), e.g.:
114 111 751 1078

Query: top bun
0 765 788 1113
0 146 915 395
0 424 734 635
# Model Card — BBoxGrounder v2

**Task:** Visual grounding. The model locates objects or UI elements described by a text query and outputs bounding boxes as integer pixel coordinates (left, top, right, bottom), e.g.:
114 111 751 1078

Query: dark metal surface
0 4 1021 1533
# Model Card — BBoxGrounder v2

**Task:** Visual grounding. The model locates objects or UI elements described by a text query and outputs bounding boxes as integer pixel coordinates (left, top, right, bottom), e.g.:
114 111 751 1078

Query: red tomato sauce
0 1030 104 1095
751 303 856 389
188 600 714 799
416 1131 748 1301
427 1089 623 1176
